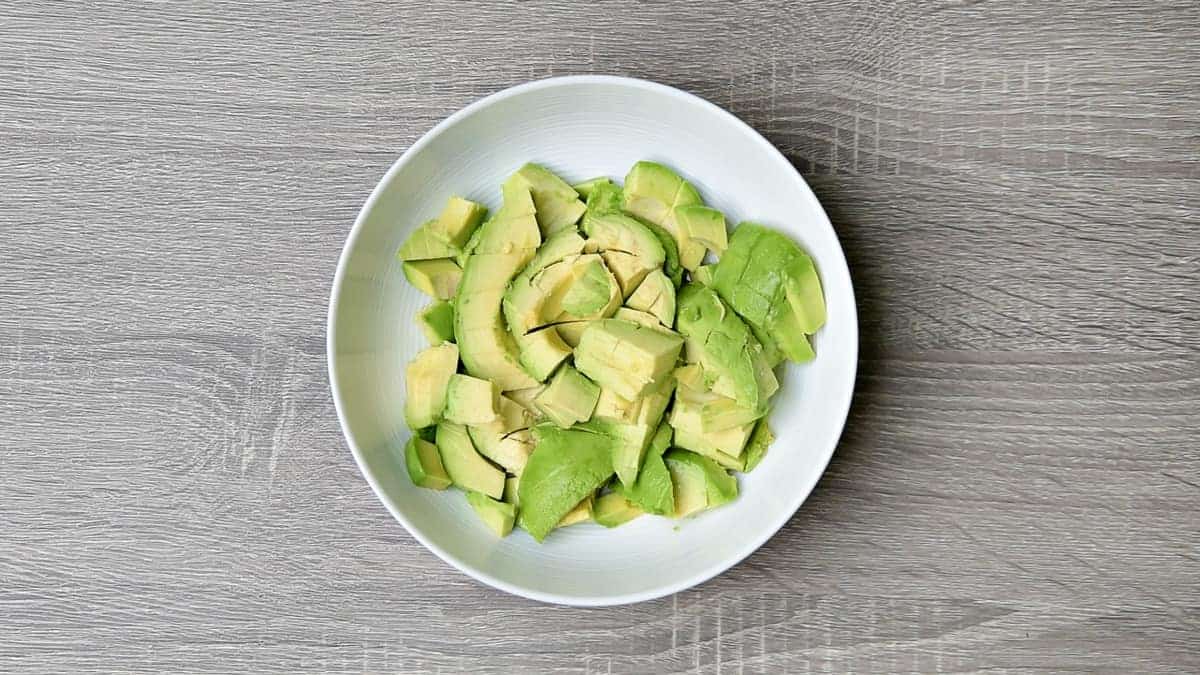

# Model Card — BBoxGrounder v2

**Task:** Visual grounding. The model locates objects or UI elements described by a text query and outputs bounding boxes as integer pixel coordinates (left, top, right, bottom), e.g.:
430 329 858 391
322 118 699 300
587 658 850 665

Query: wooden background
2 1 1197 672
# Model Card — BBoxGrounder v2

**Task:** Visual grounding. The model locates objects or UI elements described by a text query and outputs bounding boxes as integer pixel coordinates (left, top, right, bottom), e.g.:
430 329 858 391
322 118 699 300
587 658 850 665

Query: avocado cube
429 196 487 248
664 449 738 517
674 204 728 253
613 307 662 328
534 365 600 429
691 264 716 286
670 400 755 460
742 418 775 473
402 258 462 300
398 221 461 261
561 257 617 316
613 422 675 516
593 492 643 528
626 269 676 327
675 284 775 412
466 396 536 474
622 161 707 271
503 475 520 506
503 163 586 236
466 491 516 537
553 320 589 348
404 343 459 429
515 326 573 382
417 300 455 345
436 422 505 499
574 319 683 401
404 437 451 490
555 494 594 528
443 374 501 426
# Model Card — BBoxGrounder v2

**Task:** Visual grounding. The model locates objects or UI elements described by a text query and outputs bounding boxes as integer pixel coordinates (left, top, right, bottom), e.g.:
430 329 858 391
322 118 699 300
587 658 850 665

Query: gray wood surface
2 1 1197 672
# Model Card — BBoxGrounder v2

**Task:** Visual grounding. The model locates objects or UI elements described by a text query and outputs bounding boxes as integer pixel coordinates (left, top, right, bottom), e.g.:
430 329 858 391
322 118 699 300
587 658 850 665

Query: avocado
404 343 459 429
573 318 683 400
613 307 662 328
436 422 504 498
534 364 600 428
593 492 643 528
560 257 617 316
622 161 707 270
675 284 777 413
691 264 716 286
467 395 536 474
674 205 728 254
398 221 460 261
640 219 685 287
504 385 544 417
503 163 586 235
710 222 826 363
742 418 774 472
553 320 589 348
404 437 452 490
670 399 755 465
572 177 613 200
517 424 615 541
417 300 455 344
505 256 579 335
466 491 516 537
664 449 738 509
666 453 707 518
625 269 676 327
584 179 625 214
503 475 520 505
403 259 462 300
613 422 675 515
443 373 501 426
428 196 488 248
581 209 665 297
515 326 573 382
556 494 594 528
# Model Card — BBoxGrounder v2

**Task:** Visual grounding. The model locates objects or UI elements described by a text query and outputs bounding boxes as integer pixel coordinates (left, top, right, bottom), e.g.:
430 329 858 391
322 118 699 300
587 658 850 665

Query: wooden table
3 2 1197 672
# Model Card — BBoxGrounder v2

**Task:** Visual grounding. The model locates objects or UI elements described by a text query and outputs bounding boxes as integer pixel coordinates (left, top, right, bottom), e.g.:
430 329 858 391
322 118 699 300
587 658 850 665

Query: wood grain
1 1 1197 673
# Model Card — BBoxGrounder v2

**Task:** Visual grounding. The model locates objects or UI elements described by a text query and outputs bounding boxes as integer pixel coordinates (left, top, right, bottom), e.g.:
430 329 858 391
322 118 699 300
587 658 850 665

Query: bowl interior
329 77 857 605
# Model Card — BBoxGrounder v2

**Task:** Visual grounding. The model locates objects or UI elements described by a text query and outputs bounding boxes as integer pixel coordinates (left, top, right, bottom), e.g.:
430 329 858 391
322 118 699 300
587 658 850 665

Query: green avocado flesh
397 161 827 541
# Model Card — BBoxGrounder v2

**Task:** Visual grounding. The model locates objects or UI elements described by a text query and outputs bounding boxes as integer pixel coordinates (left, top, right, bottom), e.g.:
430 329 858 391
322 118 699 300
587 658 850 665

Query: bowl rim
327 74 858 606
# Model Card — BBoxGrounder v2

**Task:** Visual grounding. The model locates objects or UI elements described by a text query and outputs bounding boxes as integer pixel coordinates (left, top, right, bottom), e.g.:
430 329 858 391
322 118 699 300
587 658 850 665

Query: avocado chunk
581 209 665 297
556 494 594 528
674 205 728 253
625 269 676 327
572 177 614 200
593 492 643 528
710 222 826 363
641 220 685 288
404 343 459 429
622 161 707 270
436 422 504 498
670 398 755 467
534 365 600 428
553 321 589 348
503 475 520 505
742 417 774 472
517 424 615 541
428 196 487 248
503 163 586 235
692 264 716 286
612 307 662 328
404 437 452 490
664 449 738 517
613 422 675 515
443 373 501 426
403 259 462 300
398 221 460 261
574 318 684 400
467 396 536 474
515 326 573 382
560 257 617 316
417 300 456 344
504 385 544 417
466 491 516 537
675 284 777 413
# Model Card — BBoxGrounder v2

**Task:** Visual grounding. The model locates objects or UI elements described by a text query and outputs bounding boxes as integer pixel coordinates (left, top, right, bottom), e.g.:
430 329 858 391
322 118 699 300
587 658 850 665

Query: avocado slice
574 318 683 401
428 196 487 248
674 204 728 254
560 257 617 316
675 284 777 413
581 210 665 297
465 491 516 537
503 163 586 235
625 269 676 327
443 373 501 426
404 437 451 490
742 417 774 473
664 449 738 517
503 475 520 505
417 300 455 344
436 422 504 499
622 161 707 270
467 395 536 474
666 453 707 518
534 364 600 428
555 494 594 528
613 422 675 515
403 343 459 429
553 321 589 348
398 221 460 261
640 220 685 288
593 492 643 528
504 385 544 417
403 259 462 300
517 424 615 541
710 222 826 363
572 177 614 200
515 326 573 382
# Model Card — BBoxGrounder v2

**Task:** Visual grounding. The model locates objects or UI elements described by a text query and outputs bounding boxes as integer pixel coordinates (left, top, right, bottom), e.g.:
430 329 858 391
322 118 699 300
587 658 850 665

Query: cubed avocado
555 494 594 528
622 161 707 271
613 422 675 515
553 320 589 348
670 399 756 460
467 396 536 474
404 343 459 429
742 418 774 473
503 475 520 505
443 374 501 426
574 318 684 401
675 284 776 413
505 257 579 335
534 365 600 428
436 422 505 499
666 454 707 518
581 208 665 297
664 449 738 516
572 176 614 200
466 491 516 537
504 385 544 417
515 326 573 382
518 424 615 541
613 307 661 328
404 437 451 490
503 163 586 235
428 196 487 248
417 300 455 344
640 219 685 288
586 417 656 487
674 205 728 253
403 259 462 300
691 264 717 286
560 257 618 316
399 221 461 261
625 269 676 327
593 492 643 528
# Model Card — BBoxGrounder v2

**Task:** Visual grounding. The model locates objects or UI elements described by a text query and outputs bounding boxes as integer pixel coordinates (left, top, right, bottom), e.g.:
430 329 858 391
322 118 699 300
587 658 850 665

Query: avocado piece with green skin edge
436 422 505 499
534 364 600 429
514 326 573 382
417 300 455 344
612 307 662 328
626 269 676 327
742 417 774 472
674 205 728 253
622 161 707 271
665 449 738 513
692 264 716 286
404 343 459 429
553 320 589 348
675 284 777 413
517 424 615 542
572 176 614 199
428 196 488 248
669 398 756 458
573 318 683 401
503 163 586 236
666 455 707 518
399 222 461 261
638 219 685 288
671 427 748 471
467 396 536 474
443 373 501 426
584 180 624 214
404 437 451 490
613 422 675 516
560 257 617 316
593 492 643 528
403 259 462 300
465 491 516 537
503 475 520 505
555 494 594 527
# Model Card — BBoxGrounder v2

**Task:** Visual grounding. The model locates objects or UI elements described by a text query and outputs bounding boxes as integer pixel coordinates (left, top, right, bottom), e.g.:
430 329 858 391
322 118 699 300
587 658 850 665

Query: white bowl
328 75 858 606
